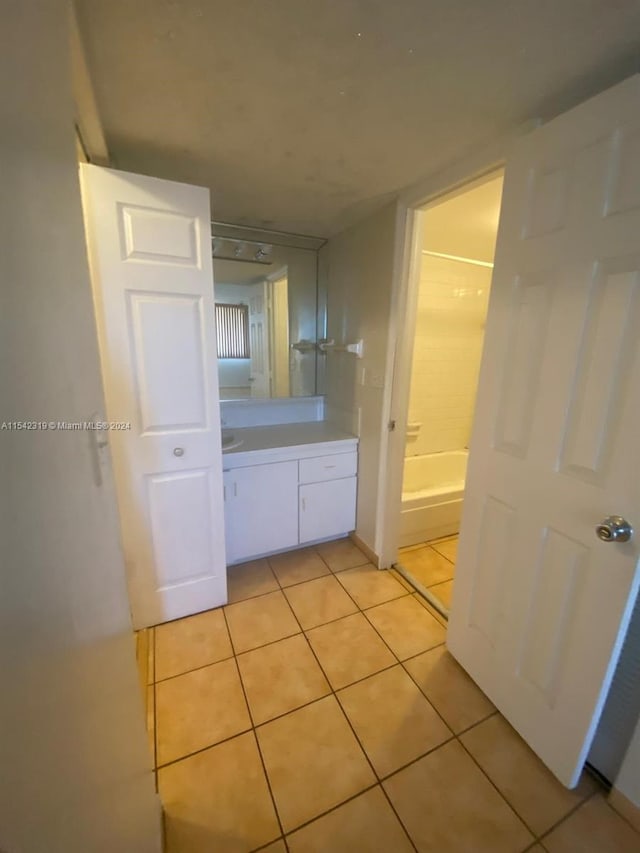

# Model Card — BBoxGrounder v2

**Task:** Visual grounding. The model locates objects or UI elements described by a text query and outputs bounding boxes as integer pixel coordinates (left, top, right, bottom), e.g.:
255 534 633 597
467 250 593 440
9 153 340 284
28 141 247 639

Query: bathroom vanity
222 421 358 564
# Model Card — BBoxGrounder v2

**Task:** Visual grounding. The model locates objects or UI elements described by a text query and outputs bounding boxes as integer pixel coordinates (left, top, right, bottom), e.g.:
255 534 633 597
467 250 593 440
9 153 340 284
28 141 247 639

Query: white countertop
222 421 358 467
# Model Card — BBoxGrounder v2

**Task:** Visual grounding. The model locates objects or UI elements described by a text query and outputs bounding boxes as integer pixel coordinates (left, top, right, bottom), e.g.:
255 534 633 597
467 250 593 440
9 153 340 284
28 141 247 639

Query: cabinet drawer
299 452 357 484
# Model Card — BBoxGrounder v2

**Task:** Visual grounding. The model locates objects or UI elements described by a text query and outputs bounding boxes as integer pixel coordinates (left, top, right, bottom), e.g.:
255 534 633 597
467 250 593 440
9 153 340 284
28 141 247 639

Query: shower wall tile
406 255 492 457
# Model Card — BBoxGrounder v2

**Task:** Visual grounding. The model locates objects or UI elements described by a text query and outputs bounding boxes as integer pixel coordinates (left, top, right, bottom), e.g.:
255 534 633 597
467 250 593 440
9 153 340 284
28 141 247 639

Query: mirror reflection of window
213 274 286 401
212 232 323 400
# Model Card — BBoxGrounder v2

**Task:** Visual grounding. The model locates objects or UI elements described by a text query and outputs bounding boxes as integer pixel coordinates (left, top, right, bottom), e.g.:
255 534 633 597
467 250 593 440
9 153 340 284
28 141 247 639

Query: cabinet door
299 477 357 544
224 461 299 564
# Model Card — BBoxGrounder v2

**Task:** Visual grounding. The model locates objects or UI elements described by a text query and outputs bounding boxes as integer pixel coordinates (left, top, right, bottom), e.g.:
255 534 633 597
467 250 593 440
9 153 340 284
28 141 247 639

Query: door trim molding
374 131 522 568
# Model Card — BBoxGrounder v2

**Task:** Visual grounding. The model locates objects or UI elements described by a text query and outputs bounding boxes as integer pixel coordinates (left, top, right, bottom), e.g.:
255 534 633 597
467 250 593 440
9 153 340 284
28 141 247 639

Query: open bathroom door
248 280 271 396
80 165 227 628
448 75 640 787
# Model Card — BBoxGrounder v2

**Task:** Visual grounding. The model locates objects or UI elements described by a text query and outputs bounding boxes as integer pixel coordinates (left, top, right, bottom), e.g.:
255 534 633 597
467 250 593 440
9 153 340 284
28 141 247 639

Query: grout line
455 735 540 841
154 652 237 684
451 709 500 738
221 608 289 848
377 734 458 784
155 725 254 772
399 641 447 666
249 838 288 853
282 782 380 838
537 790 601 845
429 545 456 566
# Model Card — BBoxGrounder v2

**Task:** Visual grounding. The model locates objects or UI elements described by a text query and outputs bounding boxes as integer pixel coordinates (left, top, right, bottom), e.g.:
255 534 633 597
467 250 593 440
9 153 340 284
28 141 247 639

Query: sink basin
221 430 243 452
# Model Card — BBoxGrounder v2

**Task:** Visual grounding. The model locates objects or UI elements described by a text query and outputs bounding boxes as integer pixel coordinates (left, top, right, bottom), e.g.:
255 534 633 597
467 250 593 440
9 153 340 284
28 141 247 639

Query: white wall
0 4 160 850
406 255 491 458
323 202 397 553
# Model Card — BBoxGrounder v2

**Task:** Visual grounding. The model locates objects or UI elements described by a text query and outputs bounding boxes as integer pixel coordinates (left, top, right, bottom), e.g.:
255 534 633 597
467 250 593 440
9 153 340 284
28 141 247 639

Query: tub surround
400 450 468 546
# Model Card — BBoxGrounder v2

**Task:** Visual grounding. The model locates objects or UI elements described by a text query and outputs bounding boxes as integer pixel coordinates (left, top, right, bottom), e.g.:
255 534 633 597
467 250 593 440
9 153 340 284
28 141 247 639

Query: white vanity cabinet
223 460 299 565
222 426 358 565
299 452 358 544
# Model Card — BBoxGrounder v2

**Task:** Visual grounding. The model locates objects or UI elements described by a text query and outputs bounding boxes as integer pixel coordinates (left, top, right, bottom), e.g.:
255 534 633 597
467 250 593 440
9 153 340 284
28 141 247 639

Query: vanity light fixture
211 236 274 265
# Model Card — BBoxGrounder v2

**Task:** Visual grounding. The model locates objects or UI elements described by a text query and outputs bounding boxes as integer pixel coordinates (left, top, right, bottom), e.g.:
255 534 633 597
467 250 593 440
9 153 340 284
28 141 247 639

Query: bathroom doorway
393 171 504 617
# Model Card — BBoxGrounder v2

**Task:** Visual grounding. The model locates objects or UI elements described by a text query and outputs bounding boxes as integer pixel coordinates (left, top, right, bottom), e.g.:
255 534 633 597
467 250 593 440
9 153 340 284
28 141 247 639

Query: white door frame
375 133 527 568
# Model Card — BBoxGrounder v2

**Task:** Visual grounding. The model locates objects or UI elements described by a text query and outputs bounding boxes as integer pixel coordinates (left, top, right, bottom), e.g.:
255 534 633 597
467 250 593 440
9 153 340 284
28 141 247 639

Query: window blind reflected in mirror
215 303 250 359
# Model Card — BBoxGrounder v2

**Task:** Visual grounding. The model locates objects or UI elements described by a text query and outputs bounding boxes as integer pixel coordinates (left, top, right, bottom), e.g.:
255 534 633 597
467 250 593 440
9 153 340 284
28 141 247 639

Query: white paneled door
449 76 640 786
248 281 270 396
80 165 227 628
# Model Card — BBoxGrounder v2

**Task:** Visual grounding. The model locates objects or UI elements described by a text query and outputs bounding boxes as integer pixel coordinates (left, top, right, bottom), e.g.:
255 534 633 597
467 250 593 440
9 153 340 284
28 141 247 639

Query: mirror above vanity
212 222 327 400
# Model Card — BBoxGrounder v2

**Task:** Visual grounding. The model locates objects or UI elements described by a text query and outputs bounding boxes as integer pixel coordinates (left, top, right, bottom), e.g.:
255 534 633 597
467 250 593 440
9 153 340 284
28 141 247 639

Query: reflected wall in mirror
212 224 326 400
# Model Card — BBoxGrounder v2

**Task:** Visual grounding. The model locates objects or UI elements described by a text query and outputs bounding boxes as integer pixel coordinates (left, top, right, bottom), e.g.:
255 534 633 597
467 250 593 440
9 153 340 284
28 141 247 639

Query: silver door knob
595 516 633 543
173 447 185 457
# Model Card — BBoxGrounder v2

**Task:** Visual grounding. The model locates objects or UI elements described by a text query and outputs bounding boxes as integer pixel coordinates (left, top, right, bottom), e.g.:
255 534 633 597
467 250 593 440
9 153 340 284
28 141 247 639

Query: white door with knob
248 281 271 396
449 75 640 787
80 165 227 629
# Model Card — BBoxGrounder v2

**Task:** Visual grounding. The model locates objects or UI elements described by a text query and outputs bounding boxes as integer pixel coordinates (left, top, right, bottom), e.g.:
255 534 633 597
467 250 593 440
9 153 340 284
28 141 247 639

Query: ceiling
423 173 504 263
75 1 640 237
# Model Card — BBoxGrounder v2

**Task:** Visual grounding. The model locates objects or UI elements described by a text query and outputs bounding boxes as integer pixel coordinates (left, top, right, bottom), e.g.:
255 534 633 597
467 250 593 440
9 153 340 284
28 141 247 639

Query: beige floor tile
365 596 446 660
397 546 455 587
156 658 251 765
259 842 287 853
287 786 414 853
155 608 233 681
160 731 280 853
237 634 330 724
268 547 330 587
284 575 357 629
413 593 449 627
384 740 533 852
227 558 279 604
461 715 596 836
404 645 494 733
224 590 300 653
337 665 452 777
336 563 408 609
427 579 454 608
543 794 640 852
430 536 458 564
257 695 375 832
306 612 396 689
316 537 370 572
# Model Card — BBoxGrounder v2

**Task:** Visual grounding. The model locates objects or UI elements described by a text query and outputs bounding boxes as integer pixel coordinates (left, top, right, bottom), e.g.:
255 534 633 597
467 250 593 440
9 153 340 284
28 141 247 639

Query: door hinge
388 419 396 432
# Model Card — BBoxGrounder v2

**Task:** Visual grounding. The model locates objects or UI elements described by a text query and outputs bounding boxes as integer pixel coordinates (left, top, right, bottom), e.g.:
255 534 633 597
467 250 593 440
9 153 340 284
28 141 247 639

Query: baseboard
349 531 381 567
609 787 640 833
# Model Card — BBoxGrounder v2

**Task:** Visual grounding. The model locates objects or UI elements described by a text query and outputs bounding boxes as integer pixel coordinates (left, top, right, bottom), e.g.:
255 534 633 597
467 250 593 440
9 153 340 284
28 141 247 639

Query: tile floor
143 538 639 852
398 535 458 609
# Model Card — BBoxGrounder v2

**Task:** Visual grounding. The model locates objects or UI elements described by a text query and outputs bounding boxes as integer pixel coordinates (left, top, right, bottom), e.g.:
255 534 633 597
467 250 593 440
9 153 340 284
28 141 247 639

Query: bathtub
399 450 468 547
